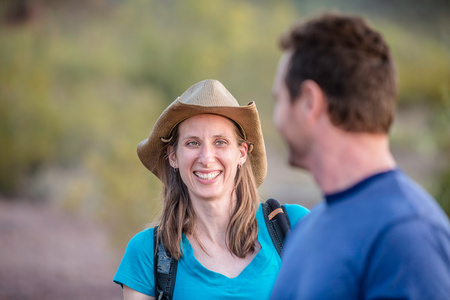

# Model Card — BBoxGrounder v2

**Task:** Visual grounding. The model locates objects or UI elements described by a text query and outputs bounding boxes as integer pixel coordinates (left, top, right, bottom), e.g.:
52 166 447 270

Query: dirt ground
0 199 122 300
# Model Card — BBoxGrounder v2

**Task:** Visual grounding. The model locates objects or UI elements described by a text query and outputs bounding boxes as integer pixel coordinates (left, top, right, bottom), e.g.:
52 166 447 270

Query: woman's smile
194 170 222 181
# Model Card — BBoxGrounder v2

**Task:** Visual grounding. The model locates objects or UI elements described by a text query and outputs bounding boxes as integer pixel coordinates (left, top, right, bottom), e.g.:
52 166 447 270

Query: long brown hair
155 118 259 260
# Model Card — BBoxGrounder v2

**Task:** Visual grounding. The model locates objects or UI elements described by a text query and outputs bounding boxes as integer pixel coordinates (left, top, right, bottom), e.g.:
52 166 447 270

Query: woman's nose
198 144 214 166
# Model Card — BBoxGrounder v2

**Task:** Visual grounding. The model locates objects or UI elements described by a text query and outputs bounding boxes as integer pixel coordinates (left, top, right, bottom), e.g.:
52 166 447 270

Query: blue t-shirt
271 169 450 300
114 203 309 299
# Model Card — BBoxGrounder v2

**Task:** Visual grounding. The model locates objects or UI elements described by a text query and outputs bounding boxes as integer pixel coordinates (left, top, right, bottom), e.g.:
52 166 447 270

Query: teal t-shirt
114 203 309 299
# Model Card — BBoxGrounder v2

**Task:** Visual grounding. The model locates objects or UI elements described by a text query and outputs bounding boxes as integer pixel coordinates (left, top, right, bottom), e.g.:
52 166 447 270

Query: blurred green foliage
0 26 62 194
1 0 449 248
432 86 450 217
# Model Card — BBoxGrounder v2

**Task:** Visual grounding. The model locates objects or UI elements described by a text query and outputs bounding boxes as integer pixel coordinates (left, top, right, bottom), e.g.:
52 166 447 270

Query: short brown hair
279 13 397 133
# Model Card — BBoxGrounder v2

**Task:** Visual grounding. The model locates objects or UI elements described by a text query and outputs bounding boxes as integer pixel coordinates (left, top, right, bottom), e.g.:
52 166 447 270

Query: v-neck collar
180 207 277 285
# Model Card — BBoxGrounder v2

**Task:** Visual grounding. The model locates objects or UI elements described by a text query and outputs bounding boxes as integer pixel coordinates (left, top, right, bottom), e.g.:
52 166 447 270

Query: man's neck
308 131 396 195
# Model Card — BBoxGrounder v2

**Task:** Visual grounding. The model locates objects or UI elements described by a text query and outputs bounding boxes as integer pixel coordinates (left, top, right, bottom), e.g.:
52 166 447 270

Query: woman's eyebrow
182 134 229 140
182 136 200 140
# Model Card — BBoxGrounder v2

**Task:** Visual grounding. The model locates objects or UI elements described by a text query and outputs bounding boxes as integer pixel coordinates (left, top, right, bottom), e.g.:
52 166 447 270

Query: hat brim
137 99 267 187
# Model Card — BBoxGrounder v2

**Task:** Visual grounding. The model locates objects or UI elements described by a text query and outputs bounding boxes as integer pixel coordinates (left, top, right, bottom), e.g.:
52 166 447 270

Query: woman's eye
215 140 227 146
186 141 199 146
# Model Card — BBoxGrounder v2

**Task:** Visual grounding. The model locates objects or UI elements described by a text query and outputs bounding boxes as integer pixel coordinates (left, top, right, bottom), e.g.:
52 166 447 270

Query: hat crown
178 79 239 107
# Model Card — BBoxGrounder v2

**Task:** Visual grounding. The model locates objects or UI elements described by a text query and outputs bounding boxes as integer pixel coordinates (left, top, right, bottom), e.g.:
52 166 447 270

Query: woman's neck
189 192 236 245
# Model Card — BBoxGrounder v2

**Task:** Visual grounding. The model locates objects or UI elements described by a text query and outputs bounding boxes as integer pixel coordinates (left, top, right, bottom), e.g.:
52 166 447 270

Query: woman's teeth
194 171 220 180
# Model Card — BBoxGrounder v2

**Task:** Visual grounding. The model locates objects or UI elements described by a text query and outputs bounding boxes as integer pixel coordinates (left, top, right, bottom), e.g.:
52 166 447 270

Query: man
270 13 450 299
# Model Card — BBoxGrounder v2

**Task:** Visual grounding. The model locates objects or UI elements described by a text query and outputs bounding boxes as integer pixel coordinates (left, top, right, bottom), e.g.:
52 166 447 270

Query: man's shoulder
374 169 446 221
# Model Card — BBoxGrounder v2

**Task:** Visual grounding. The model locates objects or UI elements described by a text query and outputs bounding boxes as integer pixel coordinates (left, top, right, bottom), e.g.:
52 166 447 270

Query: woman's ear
167 145 177 168
238 142 249 164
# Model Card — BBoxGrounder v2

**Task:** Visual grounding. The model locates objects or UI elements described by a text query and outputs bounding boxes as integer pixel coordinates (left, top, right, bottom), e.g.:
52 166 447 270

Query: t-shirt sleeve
284 204 310 228
364 217 450 299
113 228 156 297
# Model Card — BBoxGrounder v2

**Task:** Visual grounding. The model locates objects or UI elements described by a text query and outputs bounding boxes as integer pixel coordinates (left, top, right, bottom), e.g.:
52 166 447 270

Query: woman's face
168 114 248 202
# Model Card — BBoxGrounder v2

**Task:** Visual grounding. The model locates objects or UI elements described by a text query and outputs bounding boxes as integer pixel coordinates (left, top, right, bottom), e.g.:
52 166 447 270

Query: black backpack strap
262 198 291 257
153 226 178 300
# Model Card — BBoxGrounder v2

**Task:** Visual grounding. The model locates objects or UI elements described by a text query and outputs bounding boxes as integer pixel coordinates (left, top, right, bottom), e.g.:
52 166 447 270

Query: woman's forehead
178 114 236 136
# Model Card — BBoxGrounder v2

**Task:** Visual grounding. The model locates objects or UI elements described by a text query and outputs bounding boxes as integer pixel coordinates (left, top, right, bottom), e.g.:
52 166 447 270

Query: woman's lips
194 171 221 180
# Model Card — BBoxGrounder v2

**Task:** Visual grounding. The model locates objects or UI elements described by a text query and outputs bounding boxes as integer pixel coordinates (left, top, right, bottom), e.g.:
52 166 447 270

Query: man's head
275 13 397 134
273 13 397 169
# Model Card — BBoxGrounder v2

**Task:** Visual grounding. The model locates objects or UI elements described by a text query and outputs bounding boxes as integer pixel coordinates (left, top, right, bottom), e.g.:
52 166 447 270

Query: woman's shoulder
284 203 310 217
283 203 310 228
124 227 155 254
114 227 156 296
257 201 309 228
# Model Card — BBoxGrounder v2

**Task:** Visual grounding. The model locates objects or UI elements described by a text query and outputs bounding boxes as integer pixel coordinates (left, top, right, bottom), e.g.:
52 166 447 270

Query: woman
113 79 309 299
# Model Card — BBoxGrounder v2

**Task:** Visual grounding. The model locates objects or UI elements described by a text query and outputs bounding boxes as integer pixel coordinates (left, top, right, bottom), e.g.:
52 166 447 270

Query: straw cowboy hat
137 79 267 187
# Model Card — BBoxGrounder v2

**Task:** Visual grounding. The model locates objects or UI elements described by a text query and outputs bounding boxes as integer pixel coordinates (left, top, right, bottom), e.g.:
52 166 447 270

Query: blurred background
0 0 449 298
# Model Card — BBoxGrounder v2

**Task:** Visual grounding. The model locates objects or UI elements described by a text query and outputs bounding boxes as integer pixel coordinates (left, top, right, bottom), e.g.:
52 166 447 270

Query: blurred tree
2 0 41 26
432 87 450 217
0 25 62 195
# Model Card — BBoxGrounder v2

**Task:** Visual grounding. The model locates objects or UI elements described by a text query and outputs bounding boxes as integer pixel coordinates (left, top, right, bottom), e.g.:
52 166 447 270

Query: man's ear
298 80 327 121
167 145 177 168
